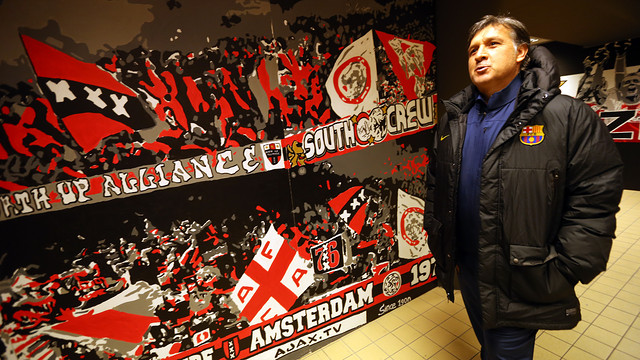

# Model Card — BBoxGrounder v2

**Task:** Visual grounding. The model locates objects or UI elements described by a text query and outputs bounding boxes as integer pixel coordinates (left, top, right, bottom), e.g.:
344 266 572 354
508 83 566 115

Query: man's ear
516 44 529 64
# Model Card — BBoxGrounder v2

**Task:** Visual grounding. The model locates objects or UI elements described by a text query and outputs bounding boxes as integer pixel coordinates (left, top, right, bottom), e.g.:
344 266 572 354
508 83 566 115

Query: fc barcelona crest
519 125 545 145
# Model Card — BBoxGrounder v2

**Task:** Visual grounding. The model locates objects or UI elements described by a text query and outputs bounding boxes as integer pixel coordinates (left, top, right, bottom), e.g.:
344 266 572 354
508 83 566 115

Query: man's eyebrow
482 36 502 43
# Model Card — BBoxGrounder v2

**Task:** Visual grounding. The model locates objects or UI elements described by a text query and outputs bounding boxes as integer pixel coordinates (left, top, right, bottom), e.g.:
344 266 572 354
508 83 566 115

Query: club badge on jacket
520 125 545 145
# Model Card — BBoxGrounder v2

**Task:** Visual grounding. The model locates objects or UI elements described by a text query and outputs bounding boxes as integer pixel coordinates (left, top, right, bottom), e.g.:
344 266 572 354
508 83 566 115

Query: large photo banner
561 38 640 142
0 1 437 359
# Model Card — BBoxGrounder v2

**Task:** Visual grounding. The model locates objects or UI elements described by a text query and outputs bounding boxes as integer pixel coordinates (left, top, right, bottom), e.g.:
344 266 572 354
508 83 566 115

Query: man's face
621 74 640 104
467 25 528 99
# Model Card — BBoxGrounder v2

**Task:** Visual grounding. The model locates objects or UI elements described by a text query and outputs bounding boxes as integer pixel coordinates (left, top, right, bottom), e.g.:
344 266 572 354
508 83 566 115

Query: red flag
376 31 436 100
328 185 371 234
21 35 155 152
52 309 157 343
36 281 161 356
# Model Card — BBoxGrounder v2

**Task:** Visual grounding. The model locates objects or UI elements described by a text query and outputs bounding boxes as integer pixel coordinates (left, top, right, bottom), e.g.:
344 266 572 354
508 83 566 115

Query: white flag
326 30 379 118
397 189 430 259
230 224 314 325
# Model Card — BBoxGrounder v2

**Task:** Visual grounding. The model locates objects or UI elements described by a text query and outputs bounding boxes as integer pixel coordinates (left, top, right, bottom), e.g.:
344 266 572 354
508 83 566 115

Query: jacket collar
475 74 522 111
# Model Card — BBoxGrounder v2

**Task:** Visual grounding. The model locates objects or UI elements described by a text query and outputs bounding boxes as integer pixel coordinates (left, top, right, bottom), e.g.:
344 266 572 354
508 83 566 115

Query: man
424 15 623 359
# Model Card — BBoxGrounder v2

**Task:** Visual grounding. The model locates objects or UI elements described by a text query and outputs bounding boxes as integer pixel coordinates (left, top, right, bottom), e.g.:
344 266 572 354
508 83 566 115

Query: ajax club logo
520 125 545 145
382 271 402 297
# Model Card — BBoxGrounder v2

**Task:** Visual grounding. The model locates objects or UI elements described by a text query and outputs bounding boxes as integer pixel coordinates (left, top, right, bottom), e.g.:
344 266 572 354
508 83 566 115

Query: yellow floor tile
393 323 423 344
624 283 640 296
429 349 458 360
407 314 438 334
572 318 591 335
609 297 640 315
592 314 630 336
592 275 625 291
377 313 404 332
458 328 480 350
444 337 479 360
577 308 598 324
608 262 638 276
574 335 614 359
578 296 607 313
561 347 601 360
615 289 640 305
535 332 572 357
421 289 447 306
625 325 640 341
408 335 443 359
437 300 464 316
405 296 430 313
452 308 471 324
609 349 639 360
376 332 405 356
322 340 353 360
425 326 457 347
533 345 562 360
342 329 372 352
545 329 580 345
581 288 614 305
439 316 469 337
353 343 388 360
359 319 386 342
299 350 330 360
599 306 636 326
394 304 420 323
389 346 425 360
615 337 640 358
423 307 451 324
601 269 632 283
588 281 620 296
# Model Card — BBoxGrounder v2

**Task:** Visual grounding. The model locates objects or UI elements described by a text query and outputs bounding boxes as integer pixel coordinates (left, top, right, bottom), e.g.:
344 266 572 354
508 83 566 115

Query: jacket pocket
509 244 576 304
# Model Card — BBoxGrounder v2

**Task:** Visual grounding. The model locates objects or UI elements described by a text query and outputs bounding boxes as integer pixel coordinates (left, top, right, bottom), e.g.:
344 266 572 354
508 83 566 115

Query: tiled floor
299 190 640 360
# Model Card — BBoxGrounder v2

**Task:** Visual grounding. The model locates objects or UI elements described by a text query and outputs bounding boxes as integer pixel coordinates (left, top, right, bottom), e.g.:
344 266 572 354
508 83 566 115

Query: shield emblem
520 125 545 145
223 336 240 359
263 143 282 165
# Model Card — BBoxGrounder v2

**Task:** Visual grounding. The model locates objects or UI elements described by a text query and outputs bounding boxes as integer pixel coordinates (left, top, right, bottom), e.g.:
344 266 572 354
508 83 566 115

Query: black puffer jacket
424 46 624 329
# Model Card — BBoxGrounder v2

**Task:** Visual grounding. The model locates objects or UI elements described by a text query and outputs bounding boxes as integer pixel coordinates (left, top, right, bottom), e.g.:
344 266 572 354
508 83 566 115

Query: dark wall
541 42 588 75
434 1 499 99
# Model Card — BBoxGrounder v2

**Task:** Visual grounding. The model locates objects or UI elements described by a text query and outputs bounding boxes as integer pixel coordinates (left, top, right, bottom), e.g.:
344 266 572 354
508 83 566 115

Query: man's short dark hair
468 15 531 67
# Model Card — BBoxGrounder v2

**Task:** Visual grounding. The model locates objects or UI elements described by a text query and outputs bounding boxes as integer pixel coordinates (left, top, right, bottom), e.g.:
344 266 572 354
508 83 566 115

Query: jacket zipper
444 101 465 301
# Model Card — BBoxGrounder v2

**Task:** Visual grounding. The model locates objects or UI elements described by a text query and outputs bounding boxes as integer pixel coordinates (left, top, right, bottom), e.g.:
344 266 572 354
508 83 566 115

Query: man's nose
474 46 487 61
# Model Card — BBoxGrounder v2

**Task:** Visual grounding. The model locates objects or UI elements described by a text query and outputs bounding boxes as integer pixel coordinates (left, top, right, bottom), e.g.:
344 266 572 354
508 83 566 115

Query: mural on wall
561 38 640 142
0 1 437 359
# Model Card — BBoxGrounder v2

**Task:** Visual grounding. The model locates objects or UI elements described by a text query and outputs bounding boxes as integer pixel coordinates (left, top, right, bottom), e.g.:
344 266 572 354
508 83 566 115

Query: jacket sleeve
555 99 624 285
